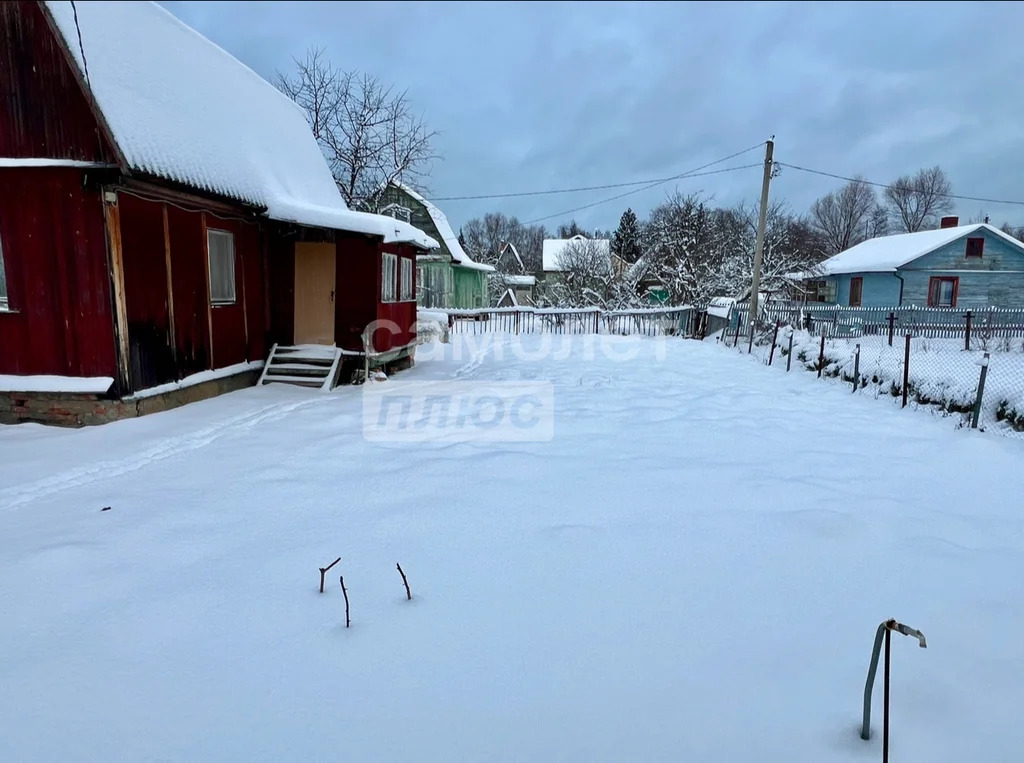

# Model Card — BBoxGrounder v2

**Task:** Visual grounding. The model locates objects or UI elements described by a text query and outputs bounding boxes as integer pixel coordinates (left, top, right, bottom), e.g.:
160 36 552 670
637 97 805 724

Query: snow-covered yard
2 334 1024 761
725 326 1024 436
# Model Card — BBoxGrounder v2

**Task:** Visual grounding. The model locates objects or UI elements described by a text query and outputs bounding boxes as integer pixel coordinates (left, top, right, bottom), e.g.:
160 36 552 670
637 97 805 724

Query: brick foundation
0 369 262 427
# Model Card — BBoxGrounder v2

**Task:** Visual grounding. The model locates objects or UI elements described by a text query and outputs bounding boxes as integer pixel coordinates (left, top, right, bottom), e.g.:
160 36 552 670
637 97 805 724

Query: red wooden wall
207 215 263 369
116 194 267 391
0 1 113 162
378 243 418 352
268 234 296 348
335 235 380 352
119 194 177 389
0 168 117 377
333 237 419 354
166 205 211 376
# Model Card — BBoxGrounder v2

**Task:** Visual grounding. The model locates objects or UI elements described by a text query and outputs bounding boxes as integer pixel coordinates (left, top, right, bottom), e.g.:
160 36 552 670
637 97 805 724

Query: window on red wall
400 257 414 301
849 277 863 307
928 276 959 307
965 237 984 258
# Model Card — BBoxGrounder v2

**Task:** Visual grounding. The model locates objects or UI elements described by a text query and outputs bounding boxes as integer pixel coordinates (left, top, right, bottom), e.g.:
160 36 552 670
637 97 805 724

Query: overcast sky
161 0 1024 233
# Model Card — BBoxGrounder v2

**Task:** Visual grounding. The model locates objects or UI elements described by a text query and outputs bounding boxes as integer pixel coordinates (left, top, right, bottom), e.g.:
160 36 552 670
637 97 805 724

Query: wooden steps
258 344 342 391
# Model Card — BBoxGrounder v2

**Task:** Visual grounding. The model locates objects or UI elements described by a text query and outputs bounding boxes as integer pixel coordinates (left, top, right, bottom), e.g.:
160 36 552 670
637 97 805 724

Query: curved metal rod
861 622 888 740
861 619 927 741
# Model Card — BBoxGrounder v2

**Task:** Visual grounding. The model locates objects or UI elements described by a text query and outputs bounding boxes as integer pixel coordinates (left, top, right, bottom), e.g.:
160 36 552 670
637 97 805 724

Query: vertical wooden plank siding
201 211 214 368
162 203 177 360
240 232 249 358
0 168 116 378
103 195 131 389
0 1 113 161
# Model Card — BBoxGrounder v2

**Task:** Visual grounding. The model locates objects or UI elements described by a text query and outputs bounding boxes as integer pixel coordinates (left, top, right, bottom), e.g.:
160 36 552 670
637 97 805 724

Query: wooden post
200 212 214 369
964 310 972 352
902 333 911 408
162 204 178 363
103 194 132 392
817 329 826 378
747 321 755 354
887 312 895 347
786 330 794 372
319 556 341 594
733 315 741 348
852 343 860 392
768 320 780 365
340 575 350 628
971 353 991 429
397 562 411 600
514 309 520 335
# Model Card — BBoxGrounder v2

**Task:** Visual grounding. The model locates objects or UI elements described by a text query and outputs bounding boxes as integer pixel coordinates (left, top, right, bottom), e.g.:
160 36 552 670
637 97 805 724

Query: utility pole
748 137 775 334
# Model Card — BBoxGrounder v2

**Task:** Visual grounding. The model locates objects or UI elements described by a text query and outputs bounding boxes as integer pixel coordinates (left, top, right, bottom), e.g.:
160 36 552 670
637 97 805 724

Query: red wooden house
0 1 436 425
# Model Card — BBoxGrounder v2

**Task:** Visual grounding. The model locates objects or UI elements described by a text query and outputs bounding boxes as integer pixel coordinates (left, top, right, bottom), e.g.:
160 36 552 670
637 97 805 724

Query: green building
377 183 494 309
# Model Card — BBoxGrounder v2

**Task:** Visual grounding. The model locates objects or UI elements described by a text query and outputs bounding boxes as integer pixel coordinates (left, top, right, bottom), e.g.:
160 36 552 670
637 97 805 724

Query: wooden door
293 242 336 345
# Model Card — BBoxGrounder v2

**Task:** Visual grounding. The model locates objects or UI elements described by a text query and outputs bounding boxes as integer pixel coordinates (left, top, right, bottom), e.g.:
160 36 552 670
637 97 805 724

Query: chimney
940 216 959 229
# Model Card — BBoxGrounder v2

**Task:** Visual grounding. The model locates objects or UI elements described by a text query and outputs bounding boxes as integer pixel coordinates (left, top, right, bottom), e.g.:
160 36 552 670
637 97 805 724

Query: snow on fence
720 320 1024 439
728 302 1024 344
445 306 697 337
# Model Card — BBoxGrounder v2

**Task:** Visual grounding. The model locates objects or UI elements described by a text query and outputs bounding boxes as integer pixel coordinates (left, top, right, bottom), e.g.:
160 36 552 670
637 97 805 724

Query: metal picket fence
445 306 698 337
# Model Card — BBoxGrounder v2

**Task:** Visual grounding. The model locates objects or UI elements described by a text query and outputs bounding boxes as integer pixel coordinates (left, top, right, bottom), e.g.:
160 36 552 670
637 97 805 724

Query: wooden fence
445 307 697 337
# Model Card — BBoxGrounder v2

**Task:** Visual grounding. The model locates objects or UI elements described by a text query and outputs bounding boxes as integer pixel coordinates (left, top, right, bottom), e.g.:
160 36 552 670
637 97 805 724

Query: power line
777 162 1024 208
432 140 767 203
520 141 768 225
70 1 92 91
523 163 761 225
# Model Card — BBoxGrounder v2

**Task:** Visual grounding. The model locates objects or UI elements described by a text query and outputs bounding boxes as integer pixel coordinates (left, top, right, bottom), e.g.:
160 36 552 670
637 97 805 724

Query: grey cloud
161 0 1024 231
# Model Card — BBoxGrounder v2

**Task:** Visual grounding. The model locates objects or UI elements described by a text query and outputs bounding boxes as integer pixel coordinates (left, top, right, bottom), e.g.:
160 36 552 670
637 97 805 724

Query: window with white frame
0 233 8 310
382 252 398 302
400 257 414 301
207 228 236 305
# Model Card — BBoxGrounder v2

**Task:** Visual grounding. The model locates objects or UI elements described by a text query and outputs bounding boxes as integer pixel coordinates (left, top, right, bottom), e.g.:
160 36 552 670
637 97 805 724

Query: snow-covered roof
542 235 612 272
497 288 519 307
43 1 435 249
392 182 493 269
707 297 736 319
498 241 526 272
501 275 537 287
815 223 1020 276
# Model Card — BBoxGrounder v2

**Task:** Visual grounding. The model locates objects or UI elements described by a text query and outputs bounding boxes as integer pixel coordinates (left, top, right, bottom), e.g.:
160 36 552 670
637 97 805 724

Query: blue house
800 218 1024 309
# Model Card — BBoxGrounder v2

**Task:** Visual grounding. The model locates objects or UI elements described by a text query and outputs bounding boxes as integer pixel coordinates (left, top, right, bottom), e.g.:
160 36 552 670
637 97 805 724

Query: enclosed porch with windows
265 230 421 388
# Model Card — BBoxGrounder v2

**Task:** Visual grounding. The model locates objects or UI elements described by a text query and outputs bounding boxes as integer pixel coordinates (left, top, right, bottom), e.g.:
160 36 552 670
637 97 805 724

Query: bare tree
276 48 438 207
719 202 826 299
810 177 886 253
884 166 955 232
545 239 613 308
462 213 545 271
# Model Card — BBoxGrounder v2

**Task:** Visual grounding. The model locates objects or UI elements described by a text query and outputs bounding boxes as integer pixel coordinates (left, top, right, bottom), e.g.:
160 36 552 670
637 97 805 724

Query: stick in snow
319 556 342 594
397 563 411 600
340 575 350 628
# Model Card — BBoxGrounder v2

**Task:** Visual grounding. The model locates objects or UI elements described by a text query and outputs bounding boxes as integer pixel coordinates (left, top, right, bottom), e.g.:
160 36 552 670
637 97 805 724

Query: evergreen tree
557 220 586 238
611 208 643 263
